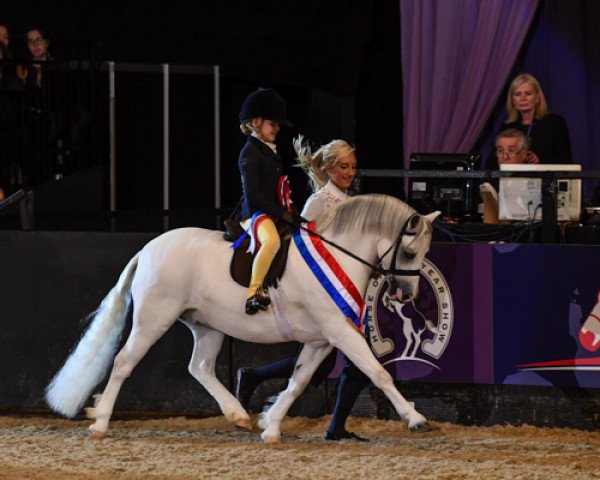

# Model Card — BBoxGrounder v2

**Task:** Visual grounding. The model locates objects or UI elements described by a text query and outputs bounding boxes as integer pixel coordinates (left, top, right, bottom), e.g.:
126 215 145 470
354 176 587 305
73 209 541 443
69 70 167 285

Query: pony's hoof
89 428 107 440
261 431 281 444
409 421 431 433
234 417 252 430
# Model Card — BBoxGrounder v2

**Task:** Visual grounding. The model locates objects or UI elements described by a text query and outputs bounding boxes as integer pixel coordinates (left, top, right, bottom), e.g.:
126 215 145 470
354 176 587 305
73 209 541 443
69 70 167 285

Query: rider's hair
240 118 263 136
293 135 355 193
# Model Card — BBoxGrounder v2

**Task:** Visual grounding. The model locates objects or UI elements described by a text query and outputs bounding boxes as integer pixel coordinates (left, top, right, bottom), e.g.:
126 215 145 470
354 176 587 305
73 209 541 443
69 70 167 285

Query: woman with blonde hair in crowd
502 73 572 165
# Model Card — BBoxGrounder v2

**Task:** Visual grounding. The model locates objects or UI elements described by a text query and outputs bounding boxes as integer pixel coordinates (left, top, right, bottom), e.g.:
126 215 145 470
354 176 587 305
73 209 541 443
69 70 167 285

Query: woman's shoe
324 430 369 442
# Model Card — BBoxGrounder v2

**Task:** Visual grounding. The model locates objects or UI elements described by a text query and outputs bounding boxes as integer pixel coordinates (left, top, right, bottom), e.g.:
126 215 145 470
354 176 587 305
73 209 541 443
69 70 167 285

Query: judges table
359 168 600 243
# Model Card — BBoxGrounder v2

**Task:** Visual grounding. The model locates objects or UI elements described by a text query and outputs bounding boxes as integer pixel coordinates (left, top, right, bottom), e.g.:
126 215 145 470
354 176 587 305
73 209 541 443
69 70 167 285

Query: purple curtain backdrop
478 0 600 198
400 0 539 166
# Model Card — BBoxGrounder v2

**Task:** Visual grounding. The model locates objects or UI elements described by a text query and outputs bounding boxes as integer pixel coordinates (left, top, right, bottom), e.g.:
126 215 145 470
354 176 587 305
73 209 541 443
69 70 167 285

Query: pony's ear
409 214 420 229
424 211 441 223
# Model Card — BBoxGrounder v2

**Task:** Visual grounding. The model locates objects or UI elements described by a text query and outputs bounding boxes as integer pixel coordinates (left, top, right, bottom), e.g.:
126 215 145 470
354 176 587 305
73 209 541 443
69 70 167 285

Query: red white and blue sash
293 222 366 334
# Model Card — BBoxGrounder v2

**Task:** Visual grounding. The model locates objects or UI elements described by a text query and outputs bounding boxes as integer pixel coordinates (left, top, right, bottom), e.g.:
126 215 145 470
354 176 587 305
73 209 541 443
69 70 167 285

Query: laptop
498 164 582 221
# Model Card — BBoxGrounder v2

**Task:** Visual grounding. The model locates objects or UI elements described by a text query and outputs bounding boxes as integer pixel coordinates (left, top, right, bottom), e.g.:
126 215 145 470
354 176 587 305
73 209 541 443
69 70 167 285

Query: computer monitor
408 153 480 218
498 164 582 221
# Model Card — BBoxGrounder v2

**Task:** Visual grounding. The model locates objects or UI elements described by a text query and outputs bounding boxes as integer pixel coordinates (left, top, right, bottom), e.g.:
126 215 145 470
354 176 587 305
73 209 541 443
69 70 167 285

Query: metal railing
358 169 600 243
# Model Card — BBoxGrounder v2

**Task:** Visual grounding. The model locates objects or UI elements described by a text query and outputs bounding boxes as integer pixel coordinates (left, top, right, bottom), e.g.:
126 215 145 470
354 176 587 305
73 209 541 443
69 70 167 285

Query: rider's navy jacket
238 135 286 220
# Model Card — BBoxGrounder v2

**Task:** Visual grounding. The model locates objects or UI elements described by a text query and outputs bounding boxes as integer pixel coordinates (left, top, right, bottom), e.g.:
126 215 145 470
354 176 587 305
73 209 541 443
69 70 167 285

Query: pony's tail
45 253 139 418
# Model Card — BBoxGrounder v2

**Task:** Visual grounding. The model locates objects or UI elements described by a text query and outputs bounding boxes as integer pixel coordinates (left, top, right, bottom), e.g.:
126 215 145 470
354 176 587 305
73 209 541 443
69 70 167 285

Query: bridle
375 213 422 294
295 213 423 290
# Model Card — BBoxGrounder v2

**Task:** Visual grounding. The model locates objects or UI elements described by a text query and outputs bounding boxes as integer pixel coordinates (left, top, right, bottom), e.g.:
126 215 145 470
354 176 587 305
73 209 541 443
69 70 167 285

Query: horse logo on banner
365 258 453 380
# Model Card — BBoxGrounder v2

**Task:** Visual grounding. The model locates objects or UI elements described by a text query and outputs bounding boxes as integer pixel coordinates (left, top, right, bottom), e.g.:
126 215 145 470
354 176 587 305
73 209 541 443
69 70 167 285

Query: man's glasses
495 148 524 158
28 36 45 46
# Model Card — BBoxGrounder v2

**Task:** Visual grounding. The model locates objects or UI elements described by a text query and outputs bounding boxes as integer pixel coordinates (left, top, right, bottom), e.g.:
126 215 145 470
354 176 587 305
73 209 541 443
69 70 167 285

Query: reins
290 212 423 279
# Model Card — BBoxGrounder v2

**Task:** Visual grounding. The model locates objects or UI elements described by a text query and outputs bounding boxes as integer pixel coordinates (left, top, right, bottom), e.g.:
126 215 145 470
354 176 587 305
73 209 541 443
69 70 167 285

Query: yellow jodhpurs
241 217 281 299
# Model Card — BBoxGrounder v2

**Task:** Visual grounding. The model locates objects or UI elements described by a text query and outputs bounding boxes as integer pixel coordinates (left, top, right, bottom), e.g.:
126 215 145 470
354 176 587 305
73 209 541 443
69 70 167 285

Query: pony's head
382 210 438 303
317 194 439 303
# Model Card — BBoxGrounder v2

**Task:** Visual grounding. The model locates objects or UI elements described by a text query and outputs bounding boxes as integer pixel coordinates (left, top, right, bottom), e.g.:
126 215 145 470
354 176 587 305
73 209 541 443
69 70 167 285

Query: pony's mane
316 194 417 239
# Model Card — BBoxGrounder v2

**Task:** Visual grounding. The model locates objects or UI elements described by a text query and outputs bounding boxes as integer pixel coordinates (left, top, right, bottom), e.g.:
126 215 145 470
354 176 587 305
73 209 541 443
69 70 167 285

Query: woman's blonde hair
293 135 355 192
505 73 549 123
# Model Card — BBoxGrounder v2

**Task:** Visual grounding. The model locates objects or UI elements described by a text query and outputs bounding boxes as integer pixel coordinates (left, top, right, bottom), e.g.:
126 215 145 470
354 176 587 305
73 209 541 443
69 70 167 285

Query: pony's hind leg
183 321 251 430
87 298 181 438
259 343 333 443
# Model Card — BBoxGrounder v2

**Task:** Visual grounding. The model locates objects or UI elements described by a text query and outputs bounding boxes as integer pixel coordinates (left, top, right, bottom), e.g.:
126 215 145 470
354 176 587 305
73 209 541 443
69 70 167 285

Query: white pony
45 194 438 443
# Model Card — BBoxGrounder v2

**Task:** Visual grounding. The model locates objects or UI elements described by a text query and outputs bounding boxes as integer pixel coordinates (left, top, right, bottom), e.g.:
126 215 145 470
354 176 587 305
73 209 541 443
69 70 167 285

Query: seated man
480 128 530 224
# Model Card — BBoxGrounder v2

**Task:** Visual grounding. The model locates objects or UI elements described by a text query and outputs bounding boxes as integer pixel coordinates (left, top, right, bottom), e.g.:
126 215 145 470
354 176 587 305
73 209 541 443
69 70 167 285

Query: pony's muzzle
388 288 413 304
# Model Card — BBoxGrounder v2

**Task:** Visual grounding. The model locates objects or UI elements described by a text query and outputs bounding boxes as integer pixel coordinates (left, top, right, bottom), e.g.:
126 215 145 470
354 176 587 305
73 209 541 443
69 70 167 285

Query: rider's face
256 119 280 143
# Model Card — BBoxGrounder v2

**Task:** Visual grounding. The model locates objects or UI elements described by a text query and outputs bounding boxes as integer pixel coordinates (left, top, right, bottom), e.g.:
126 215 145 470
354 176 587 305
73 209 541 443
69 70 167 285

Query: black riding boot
325 360 370 441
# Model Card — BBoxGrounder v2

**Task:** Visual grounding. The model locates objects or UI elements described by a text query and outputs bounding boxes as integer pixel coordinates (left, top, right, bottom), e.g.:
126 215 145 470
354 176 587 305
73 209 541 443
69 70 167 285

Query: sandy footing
1 414 599 479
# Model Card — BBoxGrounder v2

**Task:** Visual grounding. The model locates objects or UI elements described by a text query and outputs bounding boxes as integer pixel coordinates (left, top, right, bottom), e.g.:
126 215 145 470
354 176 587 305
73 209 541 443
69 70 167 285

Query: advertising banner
493 244 600 388
366 243 493 384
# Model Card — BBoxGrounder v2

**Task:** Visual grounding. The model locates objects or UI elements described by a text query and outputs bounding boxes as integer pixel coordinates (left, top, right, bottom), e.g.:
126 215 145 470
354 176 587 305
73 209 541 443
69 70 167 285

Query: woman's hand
526 151 540 164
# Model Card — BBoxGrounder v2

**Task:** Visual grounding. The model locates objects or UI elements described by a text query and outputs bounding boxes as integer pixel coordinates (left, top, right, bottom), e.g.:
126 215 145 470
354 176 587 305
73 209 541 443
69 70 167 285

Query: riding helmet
239 88 292 126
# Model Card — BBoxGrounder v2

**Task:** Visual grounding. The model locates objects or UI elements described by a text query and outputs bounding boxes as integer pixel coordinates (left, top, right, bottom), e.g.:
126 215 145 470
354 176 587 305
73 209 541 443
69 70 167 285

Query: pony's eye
403 251 416 260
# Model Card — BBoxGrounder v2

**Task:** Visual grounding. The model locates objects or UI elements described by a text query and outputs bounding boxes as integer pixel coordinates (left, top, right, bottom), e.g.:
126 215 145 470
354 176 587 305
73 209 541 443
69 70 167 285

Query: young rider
237 88 299 315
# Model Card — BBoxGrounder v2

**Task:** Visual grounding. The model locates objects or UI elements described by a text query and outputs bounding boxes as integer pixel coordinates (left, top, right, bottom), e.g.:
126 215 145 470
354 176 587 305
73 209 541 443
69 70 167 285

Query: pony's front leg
335 326 428 432
259 343 333 443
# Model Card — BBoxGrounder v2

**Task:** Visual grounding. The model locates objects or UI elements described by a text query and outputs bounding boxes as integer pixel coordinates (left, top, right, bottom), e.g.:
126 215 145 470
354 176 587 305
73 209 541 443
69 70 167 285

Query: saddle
224 218 293 288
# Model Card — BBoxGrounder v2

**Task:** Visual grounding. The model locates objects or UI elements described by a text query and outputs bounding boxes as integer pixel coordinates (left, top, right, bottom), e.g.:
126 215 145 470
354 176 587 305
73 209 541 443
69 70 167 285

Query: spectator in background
1 25 25 196
488 73 572 170
18 28 52 89
0 22 18 89
0 23 10 48
0 38 22 90
494 128 530 167
17 27 69 184
480 129 530 224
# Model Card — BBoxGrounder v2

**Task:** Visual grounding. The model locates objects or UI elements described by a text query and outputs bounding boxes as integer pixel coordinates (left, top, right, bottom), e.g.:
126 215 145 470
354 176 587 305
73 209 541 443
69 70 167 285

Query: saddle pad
229 224 292 288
